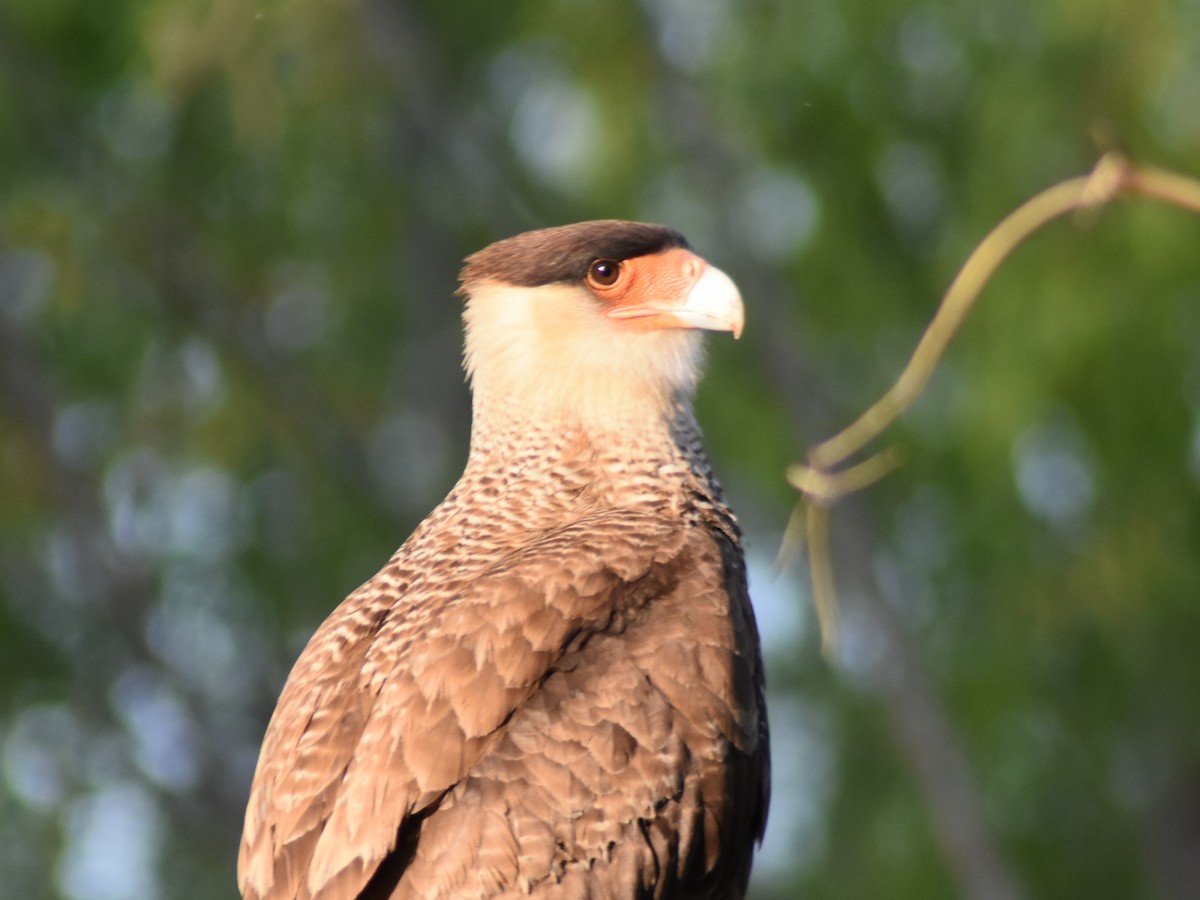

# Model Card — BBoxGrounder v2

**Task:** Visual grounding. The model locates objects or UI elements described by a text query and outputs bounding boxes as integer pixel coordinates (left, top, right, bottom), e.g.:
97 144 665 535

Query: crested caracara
239 220 770 899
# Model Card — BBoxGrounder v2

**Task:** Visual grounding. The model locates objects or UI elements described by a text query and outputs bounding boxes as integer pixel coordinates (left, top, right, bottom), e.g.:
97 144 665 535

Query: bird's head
458 220 743 430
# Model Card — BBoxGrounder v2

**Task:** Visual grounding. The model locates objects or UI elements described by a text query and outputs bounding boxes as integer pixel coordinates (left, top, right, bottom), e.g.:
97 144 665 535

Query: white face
462 279 708 428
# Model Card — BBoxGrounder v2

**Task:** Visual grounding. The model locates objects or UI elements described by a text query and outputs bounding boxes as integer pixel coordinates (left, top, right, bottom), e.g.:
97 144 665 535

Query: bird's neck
401 399 736 568
464 398 708 512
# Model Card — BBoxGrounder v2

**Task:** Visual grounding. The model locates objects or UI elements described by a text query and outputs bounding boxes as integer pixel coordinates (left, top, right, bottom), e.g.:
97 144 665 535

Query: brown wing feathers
244 513 748 898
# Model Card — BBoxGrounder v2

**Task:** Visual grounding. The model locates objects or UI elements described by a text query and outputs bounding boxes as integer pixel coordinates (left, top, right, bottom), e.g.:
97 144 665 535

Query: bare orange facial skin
590 248 706 330
596 247 744 338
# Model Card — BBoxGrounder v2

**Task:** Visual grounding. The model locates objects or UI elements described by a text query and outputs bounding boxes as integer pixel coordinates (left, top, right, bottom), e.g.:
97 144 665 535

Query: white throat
462 281 706 437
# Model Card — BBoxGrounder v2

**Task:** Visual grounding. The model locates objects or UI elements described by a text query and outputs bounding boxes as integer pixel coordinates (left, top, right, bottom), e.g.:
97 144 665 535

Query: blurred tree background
1 0 1199 897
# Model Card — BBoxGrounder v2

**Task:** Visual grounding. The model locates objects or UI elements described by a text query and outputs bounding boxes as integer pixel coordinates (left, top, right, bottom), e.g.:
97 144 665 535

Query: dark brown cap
460 220 689 289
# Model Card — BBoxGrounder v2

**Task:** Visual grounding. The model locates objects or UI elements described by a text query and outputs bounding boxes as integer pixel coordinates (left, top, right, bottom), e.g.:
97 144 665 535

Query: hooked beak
667 264 744 339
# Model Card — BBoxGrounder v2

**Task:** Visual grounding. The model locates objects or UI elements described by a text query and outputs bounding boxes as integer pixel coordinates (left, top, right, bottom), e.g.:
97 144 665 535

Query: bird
238 220 770 899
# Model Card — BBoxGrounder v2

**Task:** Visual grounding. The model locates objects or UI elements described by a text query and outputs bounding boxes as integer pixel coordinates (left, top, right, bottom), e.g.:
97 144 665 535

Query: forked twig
785 152 1200 652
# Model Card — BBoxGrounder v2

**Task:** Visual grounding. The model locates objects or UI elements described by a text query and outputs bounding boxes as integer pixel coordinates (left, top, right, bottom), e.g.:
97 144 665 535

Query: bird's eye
587 259 621 288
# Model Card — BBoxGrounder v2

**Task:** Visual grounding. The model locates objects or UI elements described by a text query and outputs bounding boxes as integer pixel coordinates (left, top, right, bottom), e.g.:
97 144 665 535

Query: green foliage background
1 0 1198 897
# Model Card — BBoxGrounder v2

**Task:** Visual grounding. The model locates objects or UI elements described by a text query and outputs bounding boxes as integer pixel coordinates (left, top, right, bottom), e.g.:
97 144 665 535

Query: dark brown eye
587 258 621 288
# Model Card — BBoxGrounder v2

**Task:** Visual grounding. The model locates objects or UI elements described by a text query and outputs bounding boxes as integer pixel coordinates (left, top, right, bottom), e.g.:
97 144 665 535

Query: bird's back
240 505 767 900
